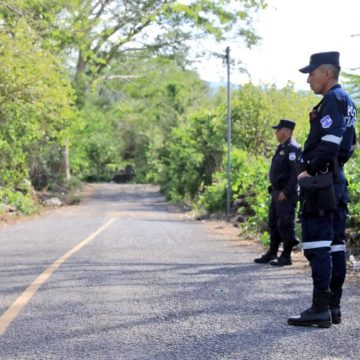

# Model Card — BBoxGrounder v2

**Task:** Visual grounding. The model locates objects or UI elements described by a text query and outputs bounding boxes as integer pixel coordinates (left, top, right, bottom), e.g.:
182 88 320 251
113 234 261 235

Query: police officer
288 52 357 328
254 119 301 266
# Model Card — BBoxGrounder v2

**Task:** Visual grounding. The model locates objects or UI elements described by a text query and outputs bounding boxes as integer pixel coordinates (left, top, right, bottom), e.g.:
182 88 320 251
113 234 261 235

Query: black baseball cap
272 119 296 130
299 51 340 73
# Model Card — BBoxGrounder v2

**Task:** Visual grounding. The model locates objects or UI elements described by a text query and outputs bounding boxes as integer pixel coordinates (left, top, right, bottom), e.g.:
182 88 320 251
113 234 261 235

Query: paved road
0 184 359 360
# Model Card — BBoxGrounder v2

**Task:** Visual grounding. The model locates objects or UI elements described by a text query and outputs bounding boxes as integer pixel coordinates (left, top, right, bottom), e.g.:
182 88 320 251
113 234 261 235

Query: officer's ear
319 64 336 80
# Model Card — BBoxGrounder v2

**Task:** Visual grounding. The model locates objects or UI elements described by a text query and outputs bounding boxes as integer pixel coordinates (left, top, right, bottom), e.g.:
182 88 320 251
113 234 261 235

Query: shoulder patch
320 115 333 128
289 152 296 161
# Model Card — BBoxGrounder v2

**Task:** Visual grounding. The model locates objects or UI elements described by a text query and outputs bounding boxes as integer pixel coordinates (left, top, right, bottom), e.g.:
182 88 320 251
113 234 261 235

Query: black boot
288 290 332 328
269 255 292 266
254 250 277 264
269 239 298 266
330 307 341 324
330 289 342 324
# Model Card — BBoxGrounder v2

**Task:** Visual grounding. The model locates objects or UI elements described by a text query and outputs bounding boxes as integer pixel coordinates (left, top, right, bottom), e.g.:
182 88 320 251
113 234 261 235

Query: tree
71 56 211 182
59 0 267 90
2 0 266 178
0 15 77 196
0 0 268 88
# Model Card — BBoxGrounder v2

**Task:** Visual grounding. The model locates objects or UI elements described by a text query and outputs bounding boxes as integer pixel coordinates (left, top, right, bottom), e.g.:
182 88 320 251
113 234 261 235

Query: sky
196 0 360 90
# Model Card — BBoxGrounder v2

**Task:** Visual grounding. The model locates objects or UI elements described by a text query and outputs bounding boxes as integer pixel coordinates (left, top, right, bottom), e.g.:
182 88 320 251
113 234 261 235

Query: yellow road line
0 217 116 336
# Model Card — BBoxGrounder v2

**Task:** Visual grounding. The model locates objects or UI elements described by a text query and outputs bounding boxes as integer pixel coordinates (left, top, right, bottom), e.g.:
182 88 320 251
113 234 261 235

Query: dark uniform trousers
269 191 297 252
301 169 348 292
268 137 301 255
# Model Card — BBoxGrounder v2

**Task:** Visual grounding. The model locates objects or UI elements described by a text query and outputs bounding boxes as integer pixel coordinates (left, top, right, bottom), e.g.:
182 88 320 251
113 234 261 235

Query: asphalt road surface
0 183 359 360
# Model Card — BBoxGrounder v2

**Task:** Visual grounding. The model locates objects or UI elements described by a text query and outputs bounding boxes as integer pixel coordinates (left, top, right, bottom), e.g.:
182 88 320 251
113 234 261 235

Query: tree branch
100 75 143 81
0 1 23 16
90 0 112 19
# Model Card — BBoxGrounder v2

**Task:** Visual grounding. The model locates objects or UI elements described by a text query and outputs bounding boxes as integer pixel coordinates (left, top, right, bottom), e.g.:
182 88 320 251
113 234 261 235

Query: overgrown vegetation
1 1 359 249
0 0 265 211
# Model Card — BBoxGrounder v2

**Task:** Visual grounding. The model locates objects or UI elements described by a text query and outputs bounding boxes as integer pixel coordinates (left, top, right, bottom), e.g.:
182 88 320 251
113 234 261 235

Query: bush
195 148 270 230
346 155 360 227
195 179 227 214
230 148 269 231
0 188 37 215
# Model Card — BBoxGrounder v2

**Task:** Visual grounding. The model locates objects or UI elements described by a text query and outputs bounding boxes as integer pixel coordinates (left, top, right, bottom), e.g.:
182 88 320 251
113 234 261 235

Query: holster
299 173 336 215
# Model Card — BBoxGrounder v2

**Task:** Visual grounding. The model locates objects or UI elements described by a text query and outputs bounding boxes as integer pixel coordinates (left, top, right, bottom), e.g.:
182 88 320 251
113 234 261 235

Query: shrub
195 148 270 231
0 188 37 215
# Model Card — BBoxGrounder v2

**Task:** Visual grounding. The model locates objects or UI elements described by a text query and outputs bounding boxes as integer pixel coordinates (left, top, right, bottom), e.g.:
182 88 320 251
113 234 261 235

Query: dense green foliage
70 57 210 182
0 0 265 211
155 83 317 230
1 1 360 249
0 13 78 210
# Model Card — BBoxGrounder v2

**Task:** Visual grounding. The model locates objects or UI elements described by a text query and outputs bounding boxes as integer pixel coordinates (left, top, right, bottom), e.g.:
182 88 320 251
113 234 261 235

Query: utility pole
225 46 232 216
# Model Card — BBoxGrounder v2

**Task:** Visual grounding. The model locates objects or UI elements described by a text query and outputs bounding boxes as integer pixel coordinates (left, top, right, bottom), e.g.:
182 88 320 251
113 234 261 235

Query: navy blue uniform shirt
269 138 302 196
302 84 357 175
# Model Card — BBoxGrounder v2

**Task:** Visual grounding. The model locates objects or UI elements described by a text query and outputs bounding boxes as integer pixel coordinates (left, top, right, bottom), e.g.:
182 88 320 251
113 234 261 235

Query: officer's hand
298 170 310 180
278 191 287 202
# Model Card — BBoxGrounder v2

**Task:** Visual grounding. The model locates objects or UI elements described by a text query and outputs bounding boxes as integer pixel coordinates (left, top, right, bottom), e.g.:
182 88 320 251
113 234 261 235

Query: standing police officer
288 52 357 328
254 119 301 266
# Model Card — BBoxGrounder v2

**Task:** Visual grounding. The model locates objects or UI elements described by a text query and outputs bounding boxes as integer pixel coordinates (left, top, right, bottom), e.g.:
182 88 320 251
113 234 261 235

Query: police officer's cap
299 51 340 73
272 119 295 130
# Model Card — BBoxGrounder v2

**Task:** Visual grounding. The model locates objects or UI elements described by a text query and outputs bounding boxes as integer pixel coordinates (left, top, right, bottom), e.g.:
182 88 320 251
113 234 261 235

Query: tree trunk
75 50 87 85
64 140 71 180
58 139 71 181
59 51 87 181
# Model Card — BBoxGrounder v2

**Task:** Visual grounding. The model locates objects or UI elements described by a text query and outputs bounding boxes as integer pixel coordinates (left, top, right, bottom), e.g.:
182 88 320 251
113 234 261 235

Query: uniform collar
329 84 341 92
316 84 341 110
279 137 291 148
